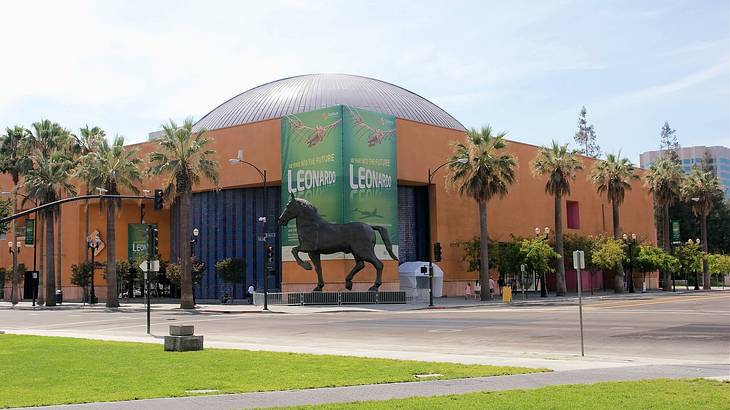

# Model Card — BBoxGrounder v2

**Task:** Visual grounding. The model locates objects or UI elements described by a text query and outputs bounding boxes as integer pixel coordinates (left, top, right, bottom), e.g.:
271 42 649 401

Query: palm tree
645 158 684 291
681 167 722 290
531 141 583 296
447 126 517 301
73 126 105 261
148 118 219 309
86 135 142 308
23 152 76 306
0 126 32 305
591 152 639 293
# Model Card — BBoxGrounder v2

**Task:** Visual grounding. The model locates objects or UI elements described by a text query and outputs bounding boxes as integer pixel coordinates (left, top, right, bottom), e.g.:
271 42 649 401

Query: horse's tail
371 225 399 261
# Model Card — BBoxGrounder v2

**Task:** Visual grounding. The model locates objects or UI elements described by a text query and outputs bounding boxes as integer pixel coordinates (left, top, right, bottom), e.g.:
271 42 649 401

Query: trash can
55 289 63 305
501 286 512 304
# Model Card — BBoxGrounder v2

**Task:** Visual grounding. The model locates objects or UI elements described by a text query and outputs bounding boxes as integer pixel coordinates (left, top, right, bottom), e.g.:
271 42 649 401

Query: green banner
24 219 35 245
671 220 680 244
128 224 153 261
343 106 398 245
280 105 398 257
281 106 344 247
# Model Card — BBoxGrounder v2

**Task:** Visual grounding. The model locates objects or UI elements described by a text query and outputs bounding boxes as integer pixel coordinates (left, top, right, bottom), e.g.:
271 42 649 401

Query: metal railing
253 291 406 306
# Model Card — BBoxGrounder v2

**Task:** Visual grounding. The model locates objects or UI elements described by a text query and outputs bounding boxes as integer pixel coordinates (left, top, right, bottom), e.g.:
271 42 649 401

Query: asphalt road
2 292 728 370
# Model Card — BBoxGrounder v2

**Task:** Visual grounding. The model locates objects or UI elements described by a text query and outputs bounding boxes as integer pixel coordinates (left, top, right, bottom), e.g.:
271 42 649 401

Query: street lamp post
622 233 637 293
229 150 269 311
2 190 37 307
87 234 100 304
427 157 468 307
535 227 550 297
190 228 199 257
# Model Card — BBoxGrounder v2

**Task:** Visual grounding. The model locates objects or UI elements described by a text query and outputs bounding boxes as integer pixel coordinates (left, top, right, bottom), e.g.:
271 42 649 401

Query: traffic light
266 245 275 269
153 189 164 211
148 225 159 257
433 242 442 262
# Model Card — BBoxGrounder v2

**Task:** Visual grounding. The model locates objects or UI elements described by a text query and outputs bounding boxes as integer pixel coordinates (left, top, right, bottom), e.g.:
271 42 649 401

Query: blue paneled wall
171 187 281 300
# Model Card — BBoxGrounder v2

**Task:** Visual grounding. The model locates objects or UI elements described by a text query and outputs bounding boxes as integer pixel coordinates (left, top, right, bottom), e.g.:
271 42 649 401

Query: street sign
139 260 160 272
520 264 526 273
671 220 681 244
258 232 277 242
573 250 585 270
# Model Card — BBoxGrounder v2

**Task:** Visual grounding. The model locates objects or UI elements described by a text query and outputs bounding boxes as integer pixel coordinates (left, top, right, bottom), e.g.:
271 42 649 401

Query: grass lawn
281 379 730 409
0 334 544 408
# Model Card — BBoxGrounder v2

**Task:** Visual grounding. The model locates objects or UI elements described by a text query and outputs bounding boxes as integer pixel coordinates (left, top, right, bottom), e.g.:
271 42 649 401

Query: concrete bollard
164 325 203 352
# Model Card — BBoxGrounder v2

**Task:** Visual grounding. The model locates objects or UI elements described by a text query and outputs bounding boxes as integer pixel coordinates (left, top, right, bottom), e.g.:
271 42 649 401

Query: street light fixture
229 149 270 311
190 228 200 257
427 157 468 307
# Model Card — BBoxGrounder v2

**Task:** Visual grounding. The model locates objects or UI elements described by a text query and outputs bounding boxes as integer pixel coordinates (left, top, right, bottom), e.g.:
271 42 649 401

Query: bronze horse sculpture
278 193 398 292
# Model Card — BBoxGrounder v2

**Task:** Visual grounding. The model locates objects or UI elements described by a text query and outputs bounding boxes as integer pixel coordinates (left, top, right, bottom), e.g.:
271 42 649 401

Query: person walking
247 284 255 305
464 282 473 300
474 280 482 300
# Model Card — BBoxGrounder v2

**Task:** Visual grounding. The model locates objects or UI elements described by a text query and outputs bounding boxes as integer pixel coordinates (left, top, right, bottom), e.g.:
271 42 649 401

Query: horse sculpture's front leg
291 246 312 270
309 253 325 292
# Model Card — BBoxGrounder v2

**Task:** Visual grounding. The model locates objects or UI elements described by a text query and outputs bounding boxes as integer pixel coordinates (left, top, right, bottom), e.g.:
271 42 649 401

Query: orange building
1 74 656 302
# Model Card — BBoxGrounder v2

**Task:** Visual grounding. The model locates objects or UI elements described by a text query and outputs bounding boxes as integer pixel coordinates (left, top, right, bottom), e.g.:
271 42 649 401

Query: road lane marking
586 294 729 310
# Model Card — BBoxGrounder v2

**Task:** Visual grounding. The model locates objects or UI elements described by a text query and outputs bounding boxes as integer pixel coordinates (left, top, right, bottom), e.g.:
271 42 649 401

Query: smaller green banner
24 219 35 245
671 220 680 244
128 224 153 262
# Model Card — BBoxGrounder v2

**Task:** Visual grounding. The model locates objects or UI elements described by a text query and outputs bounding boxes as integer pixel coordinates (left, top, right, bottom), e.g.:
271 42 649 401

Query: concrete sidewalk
14 364 729 410
2 289 725 314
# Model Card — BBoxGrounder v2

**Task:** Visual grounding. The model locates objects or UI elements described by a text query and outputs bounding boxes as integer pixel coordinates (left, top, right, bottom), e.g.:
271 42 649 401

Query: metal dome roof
194 74 465 132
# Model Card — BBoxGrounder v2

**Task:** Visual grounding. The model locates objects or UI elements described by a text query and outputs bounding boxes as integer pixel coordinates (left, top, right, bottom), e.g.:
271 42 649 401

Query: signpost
573 250 585 357
520 264 527 300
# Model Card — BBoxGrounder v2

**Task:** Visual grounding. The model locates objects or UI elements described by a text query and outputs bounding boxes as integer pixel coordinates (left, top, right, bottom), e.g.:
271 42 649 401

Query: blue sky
0 0 727 164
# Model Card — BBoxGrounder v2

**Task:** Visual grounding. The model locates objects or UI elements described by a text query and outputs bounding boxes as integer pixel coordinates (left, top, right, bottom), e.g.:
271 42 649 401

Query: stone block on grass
164 335 204 352
169 325 195 336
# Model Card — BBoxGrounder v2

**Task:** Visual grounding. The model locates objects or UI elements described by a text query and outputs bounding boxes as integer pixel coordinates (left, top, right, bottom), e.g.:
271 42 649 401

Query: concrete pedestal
164 325 204 351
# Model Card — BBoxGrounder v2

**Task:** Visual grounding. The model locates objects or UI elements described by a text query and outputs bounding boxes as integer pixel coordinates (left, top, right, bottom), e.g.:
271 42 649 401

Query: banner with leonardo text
281 106 344 247
280 105 398 260
343 106 398 249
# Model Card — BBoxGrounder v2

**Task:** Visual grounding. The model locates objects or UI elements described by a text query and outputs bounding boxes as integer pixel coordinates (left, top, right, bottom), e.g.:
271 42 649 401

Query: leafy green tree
519 237 560 279
674 240 702 286
591 236 625 278
86 136 142 308
564 234 599 291
115 259 142 299
590 152 638 293
148 118 219 309
531 140 583 296
573 106 600 158
215 258 246 299
645 158 684 290
707 254 730 285
681 167 723 289
447 126 517 301
70 262 94 301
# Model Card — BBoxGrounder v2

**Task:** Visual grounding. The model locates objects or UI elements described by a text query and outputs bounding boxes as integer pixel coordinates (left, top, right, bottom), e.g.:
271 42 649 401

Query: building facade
2 74 657 302
640 145 730 200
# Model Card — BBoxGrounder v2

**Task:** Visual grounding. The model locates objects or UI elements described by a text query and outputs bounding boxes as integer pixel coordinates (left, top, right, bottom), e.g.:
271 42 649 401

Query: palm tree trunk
10 191 19 305
478 199 491 301
37 215 45 306
612 199 625 294
662 203 672 291
180 189 194 309
701 214 710 290
56 204 62 292
45 208 56 306
555 194 566 296
106 201 119 307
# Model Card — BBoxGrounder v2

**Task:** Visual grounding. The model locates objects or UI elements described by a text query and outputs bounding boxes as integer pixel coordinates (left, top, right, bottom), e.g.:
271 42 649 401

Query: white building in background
640 145 730 200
